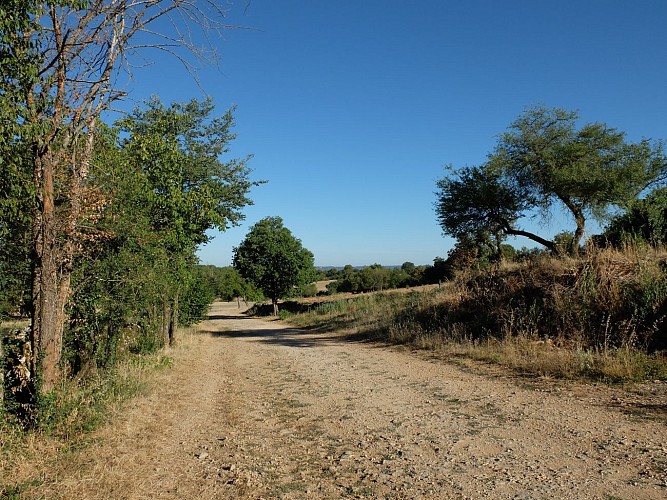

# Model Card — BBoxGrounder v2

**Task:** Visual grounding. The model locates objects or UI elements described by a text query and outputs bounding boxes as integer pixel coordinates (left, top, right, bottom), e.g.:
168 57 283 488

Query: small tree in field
233 217 316 315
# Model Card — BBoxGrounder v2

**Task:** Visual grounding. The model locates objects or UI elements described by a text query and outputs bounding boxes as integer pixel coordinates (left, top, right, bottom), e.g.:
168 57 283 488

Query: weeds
279 247 667 383
0 347 175 494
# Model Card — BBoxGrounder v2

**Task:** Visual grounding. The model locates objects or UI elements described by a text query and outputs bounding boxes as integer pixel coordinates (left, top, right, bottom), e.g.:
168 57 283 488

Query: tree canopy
233 217 316 315
436 106 667 257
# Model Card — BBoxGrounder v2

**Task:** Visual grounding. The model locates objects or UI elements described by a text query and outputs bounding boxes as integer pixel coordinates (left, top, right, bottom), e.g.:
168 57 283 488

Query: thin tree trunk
556 194 586 257
571 210 585 257
162 295 171 347
169 291 179 346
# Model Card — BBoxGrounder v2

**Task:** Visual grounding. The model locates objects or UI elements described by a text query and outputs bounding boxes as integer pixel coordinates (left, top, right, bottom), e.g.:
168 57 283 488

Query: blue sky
117 1 667 267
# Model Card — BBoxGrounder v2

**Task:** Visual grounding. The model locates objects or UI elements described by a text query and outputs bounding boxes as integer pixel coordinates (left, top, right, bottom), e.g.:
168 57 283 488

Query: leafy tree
436 107 666 257
401 262 416 274
358 264 390 292
117 97 257 345
602 187 667 247
1 0 235 395
199 265 260 303
422 257 452 284
490 106 666 255
233 217 316 315
435 164 554 257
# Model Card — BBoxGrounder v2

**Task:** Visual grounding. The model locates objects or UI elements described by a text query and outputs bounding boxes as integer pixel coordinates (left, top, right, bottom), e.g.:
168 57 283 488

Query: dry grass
281 247 667 383
439 337 667 382
0 328 195 498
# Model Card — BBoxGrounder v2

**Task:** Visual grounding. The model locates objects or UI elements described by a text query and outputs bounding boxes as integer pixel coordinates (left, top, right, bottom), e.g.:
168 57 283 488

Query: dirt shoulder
11 301 667 499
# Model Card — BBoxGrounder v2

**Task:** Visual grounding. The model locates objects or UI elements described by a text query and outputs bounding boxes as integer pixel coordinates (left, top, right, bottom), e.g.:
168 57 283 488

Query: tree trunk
30 149 70 394
571 209 585 257
161 295 171 347
0 329 4 408
556 194 586 257
169 292 179 346
504 227 559 255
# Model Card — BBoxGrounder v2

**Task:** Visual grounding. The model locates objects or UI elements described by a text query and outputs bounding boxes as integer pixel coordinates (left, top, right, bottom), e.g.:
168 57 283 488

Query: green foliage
118 97 258 251
58 98 258 374
0 1 41 321
199 265 259 301
178 266 215 326
422 257 452 284
301 283 319 298
490 106 666 254
602 188 667 247
436 106 666 256
233 217 316 312
435 164 527 258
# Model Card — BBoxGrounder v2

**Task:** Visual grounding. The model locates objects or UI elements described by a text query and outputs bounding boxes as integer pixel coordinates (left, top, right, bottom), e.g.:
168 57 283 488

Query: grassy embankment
0 321 186 497
278 247 667 383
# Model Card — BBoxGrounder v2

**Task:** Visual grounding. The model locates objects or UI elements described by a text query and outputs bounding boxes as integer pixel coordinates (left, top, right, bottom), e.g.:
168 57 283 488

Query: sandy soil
18 301 667 499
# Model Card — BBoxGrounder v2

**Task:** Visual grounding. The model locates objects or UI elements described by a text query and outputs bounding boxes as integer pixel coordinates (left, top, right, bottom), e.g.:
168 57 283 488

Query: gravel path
22 301 667 499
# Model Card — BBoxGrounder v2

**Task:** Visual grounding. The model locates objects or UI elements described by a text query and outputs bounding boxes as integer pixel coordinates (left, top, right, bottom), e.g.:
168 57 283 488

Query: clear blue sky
118 0 667 267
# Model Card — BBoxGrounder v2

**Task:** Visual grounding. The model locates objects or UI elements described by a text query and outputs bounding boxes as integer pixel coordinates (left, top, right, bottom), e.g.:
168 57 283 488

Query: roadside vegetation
277 245 667 383
1 1 258 431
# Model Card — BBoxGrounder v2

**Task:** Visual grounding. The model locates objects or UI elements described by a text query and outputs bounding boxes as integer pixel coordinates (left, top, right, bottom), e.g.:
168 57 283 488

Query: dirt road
28 302 667 499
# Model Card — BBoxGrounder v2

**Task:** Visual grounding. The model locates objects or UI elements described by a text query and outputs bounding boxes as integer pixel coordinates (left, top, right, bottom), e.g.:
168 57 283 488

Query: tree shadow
206 326 341 349
207 314 256 321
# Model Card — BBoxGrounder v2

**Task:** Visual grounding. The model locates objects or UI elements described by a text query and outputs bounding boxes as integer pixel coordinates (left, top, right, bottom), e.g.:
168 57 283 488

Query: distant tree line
324 261 450 294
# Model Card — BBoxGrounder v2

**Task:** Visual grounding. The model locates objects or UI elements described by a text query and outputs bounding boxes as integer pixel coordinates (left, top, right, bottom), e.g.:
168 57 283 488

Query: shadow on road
207 314 256 321
205 326 339 349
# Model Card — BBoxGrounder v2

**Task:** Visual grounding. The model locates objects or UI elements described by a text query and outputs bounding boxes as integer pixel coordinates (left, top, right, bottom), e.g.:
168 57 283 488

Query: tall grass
280 247 667 382
0 340 176 495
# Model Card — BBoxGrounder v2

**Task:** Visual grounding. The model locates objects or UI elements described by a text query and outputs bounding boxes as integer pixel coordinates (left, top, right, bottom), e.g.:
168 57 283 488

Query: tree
602 187 667 247
435 164 556 258
1 1 234 394
233 217 316 315
490 106 666 255
118 97 256 345
436 107 666 257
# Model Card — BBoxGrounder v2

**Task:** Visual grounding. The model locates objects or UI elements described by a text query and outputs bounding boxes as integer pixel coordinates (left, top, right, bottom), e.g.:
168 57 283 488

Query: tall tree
489 106 666 255
0 0 234 394
233 217 316 315
118 97 256 344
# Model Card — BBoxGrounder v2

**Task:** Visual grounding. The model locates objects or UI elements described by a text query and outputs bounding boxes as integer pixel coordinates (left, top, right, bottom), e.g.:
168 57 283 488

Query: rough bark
30 148 69 393
556 193 586 257
21 0 234 401
571 209 586 257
